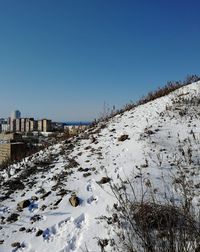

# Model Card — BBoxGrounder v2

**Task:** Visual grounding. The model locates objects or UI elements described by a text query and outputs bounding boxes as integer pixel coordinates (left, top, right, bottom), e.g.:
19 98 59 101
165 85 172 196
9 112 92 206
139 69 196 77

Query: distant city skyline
0 0 200 121
0 110 91 123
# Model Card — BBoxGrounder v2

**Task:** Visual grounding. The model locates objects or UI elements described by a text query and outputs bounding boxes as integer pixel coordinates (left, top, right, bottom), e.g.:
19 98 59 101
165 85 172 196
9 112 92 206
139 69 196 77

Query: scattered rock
19 227 26 232
65 143 74 150
26 228 34 233
7 213 20 223
36 229 43 237
34 160 51 166
11 242 20 248
40 191 51 200
31 195 38 201
56 189 70 197
66 158 79 168
83 172 92 177
78 167 90 172
0 240 4 245
0 216 6 225
97 177 111 184
144 129 154 135
40 204 47 211
30 214 43 223
110 128 116 132
98 239 109 250
69 192 79 207
195 183 200 189
4 180 25 191
118 134 129 141
84 146 91 150
36 187 46 195
54 198 63 206
17 199 31 210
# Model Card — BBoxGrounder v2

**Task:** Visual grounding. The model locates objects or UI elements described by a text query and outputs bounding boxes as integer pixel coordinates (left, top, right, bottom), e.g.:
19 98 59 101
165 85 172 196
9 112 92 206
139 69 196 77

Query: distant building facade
30 119 38 131
16 118 21 132
1 123 10 132
38 119 52 132
11 110 21 120
7 109 52 133
0 133 22 142
9 117 52 133
0 132 25 164
43 119 52 132
10 110 21 132
0 142 26 164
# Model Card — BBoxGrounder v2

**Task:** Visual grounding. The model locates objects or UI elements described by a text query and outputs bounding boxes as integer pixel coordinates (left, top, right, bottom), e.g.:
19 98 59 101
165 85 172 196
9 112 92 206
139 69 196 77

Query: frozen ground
1 81 200 251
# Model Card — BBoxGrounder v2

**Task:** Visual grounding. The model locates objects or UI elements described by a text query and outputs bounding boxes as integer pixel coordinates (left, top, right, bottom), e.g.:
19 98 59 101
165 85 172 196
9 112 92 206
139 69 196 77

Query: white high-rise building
11 110 21 120
10 110 21 132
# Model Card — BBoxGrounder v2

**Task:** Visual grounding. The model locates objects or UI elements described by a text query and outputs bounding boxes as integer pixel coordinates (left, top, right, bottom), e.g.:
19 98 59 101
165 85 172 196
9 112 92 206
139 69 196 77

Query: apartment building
0 132 25 164
0 142 26 164
38 119 52 132
1 123 10 132
43 119 52 132
30 119 38 131
9 117 52 133
16 118 21 132
21 118 27 132
10 119 16 132
0 133 22 142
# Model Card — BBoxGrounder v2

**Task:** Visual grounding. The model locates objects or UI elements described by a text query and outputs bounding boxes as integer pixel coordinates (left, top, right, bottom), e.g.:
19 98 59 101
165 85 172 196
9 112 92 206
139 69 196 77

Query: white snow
1 81 200 251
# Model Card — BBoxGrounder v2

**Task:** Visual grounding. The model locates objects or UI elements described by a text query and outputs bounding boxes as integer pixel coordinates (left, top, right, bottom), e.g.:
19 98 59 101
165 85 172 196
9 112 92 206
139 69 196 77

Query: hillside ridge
1 81 200 251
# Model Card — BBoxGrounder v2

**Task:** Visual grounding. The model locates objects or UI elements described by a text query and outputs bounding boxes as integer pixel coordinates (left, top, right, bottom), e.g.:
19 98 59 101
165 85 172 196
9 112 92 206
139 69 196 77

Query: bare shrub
109 177 200 252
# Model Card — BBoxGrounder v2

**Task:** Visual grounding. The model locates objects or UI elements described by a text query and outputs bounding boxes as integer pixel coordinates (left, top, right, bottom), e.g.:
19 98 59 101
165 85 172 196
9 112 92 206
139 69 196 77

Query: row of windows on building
3 118 52 133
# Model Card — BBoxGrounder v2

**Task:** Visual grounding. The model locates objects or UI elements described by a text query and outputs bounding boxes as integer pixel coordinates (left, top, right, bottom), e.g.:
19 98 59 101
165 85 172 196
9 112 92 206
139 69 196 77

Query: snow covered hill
1 81 200 252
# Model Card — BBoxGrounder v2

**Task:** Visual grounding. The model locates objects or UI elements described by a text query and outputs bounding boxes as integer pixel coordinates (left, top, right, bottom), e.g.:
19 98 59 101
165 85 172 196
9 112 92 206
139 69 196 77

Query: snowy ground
1 81 200 252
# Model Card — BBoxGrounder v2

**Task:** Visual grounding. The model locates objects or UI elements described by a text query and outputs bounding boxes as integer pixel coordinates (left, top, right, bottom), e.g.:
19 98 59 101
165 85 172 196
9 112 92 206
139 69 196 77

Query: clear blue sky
0 0 200 121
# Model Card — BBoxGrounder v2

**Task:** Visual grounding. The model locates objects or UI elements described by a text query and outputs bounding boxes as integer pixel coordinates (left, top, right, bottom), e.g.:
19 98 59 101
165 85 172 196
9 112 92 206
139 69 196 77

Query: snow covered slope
1 81 200 252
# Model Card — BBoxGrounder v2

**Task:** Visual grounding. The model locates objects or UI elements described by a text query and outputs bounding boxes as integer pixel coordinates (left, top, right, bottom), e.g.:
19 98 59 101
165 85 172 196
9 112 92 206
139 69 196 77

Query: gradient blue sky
0 0 200 121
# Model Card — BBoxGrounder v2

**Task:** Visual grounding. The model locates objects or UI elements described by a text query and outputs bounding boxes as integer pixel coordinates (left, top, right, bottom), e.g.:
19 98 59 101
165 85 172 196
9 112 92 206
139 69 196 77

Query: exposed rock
40 191 51 200
4 179 25 191
54 198 63 206
110 128 116 132
78 167 90 172
36 187 46 195
69 192 79 207
84 146 91 150
7 213 20 223
19 227 26 232
66 158 79 169
40 204 47 211
30 214 43 223
97 177 111 184
98 239 109 250
31 195 38 201
34 160 51 166
36 229 43 237
11 242 20 247
0 240 4 245
83 172 92 177
26 228 32 233
118 134 129 141
17 199 31 210
0 216 5 224
56 189 70 197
